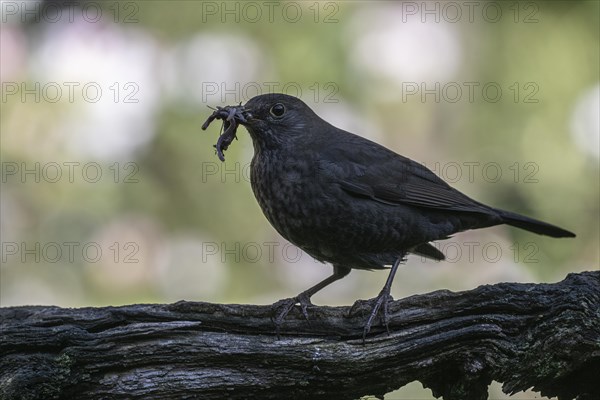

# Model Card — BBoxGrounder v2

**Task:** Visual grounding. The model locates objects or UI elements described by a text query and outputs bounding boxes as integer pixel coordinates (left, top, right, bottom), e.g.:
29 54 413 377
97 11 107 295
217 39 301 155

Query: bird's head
240 93 318 147
202 93 321 160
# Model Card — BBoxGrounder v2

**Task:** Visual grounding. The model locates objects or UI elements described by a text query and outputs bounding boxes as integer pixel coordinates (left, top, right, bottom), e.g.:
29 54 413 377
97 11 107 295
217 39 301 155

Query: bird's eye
270 103 286 118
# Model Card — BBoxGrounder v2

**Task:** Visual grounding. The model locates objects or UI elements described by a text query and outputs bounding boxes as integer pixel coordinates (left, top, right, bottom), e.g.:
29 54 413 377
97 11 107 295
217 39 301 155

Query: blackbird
202 93 575 339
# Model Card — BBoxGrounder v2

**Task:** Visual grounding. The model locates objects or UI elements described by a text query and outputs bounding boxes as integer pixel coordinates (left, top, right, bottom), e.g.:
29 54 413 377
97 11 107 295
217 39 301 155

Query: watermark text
2 241 140 264
2 162 140 184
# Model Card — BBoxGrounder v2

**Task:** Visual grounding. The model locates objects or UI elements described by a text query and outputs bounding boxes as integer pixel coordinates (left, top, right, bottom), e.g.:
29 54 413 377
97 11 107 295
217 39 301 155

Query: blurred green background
1 1 598 398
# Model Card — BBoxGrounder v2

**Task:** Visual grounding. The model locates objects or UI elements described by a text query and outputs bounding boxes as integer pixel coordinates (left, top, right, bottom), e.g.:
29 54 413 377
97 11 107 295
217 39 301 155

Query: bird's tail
498 210 575 238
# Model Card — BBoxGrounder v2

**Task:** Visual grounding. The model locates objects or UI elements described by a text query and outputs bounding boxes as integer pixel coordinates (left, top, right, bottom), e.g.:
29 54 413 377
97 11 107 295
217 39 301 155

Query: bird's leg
272 265 351 338
362 257 403 342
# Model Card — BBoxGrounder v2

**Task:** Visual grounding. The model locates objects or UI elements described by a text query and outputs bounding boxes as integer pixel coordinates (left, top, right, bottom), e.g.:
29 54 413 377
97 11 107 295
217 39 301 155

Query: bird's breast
250 152 319 240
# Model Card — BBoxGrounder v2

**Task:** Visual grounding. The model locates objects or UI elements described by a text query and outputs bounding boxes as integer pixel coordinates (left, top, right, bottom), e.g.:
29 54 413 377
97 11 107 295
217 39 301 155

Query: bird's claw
271 293 313 338
350 291 394 343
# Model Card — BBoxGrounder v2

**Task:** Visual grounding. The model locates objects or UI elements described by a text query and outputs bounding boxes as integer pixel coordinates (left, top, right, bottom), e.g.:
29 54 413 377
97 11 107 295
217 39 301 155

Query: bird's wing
316 135 491 214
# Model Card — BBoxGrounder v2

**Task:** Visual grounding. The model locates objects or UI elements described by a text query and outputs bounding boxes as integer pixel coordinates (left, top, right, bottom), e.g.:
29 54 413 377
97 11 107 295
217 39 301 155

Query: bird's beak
238 108 252 126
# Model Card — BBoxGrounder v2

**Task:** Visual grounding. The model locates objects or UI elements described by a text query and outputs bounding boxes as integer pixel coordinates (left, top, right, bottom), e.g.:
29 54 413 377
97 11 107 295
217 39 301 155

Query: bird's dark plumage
202 93 575 339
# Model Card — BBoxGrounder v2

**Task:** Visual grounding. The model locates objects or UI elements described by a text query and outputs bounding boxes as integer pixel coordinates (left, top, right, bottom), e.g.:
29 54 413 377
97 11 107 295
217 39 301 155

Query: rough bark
1 271 598 400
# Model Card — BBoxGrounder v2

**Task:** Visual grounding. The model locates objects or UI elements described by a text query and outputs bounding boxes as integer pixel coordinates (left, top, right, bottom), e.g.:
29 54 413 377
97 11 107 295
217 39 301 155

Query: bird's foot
271 292 313 338
350 290 394 343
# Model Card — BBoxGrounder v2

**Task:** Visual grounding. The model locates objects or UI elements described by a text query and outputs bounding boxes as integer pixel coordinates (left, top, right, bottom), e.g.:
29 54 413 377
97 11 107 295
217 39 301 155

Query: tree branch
1 271 598 400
